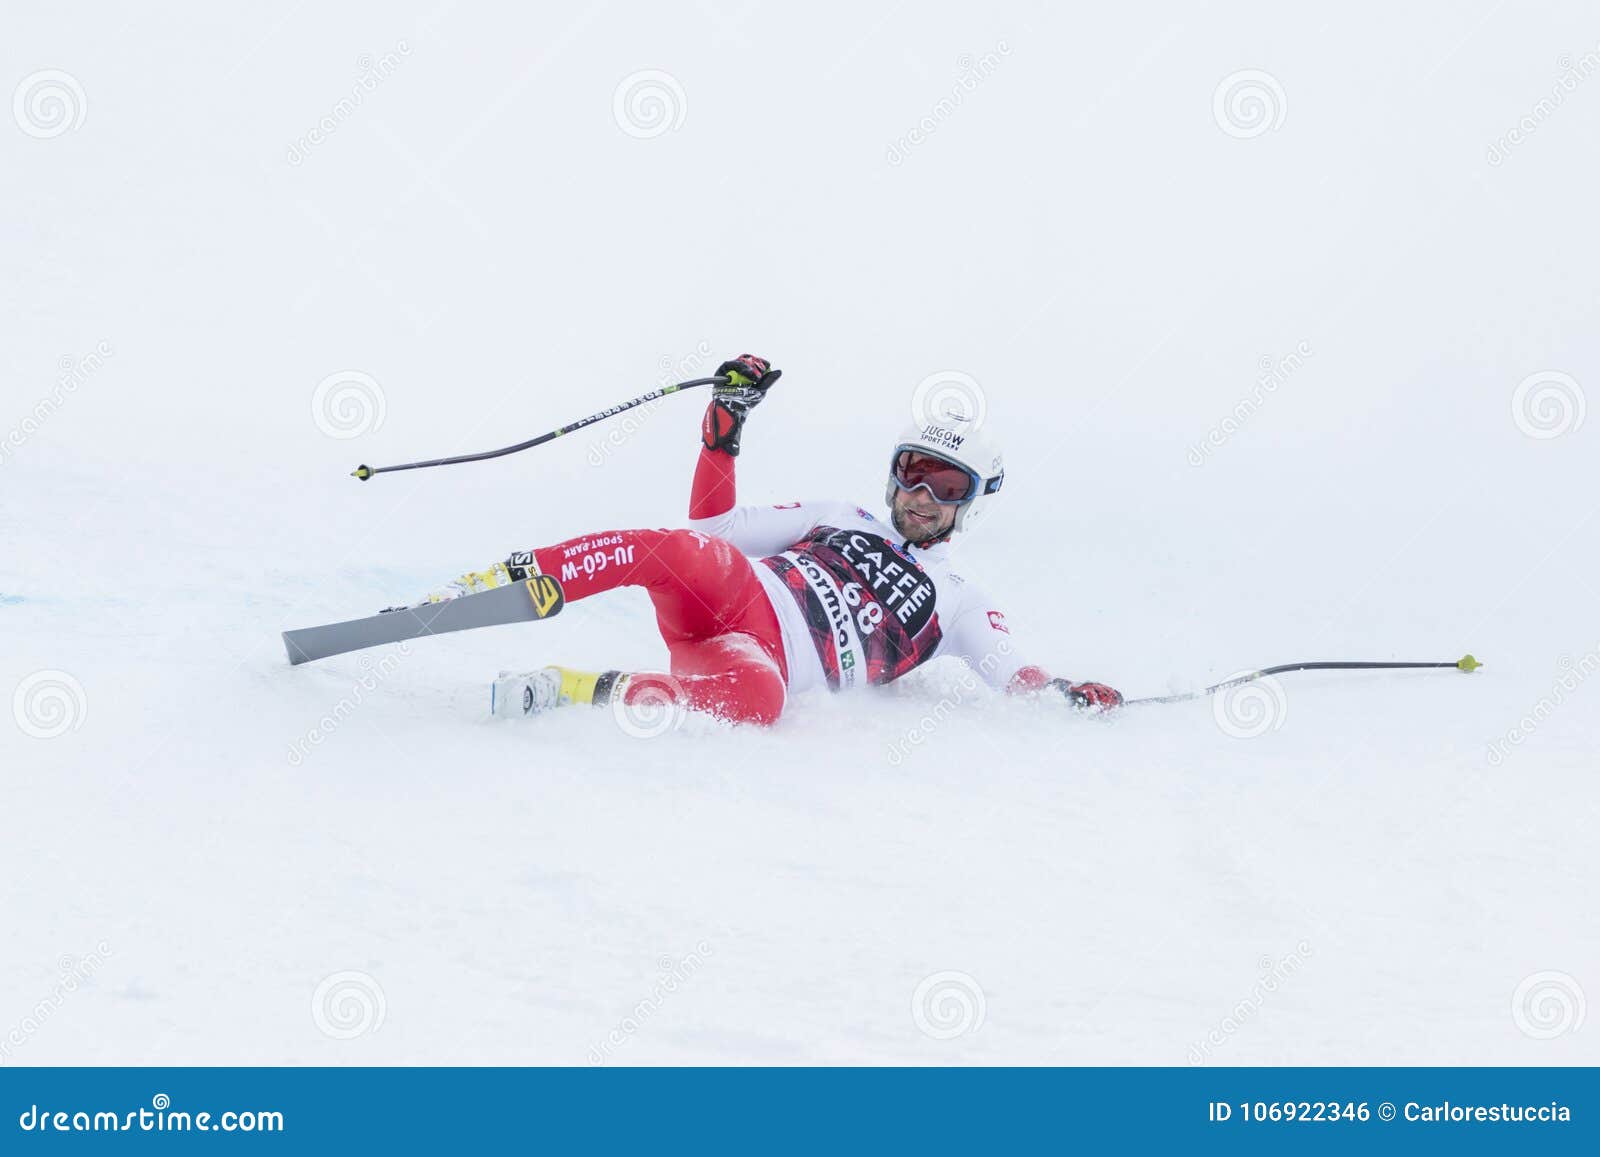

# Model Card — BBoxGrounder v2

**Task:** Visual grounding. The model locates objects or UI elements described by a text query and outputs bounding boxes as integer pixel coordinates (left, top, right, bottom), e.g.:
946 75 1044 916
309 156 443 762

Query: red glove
1050 678 1123 712
716 354 780 389
702 354 782 456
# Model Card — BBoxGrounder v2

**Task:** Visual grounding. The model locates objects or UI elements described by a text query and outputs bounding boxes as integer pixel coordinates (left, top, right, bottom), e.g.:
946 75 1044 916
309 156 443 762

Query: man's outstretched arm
687 354 851 556
689 353 780 524
945 602 1124 713
1008 666 1125 712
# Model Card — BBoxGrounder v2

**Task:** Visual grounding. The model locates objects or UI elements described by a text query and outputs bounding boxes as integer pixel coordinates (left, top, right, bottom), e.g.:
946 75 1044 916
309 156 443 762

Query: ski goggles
891 449 983 504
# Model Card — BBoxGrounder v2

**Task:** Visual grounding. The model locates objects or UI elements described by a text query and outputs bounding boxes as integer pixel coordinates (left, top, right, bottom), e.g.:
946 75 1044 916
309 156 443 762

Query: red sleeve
689 410 737 520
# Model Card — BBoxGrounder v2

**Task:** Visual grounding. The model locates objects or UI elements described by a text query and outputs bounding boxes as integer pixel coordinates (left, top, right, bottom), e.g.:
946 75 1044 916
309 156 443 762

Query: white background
2 1 1595 1064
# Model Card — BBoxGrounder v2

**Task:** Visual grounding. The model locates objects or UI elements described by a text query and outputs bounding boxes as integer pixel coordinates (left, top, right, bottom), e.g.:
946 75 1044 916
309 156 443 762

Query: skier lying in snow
411 354 1123 726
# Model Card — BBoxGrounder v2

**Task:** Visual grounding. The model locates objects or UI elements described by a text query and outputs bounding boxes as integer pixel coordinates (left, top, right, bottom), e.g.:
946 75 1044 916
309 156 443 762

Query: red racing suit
524 444 1050 724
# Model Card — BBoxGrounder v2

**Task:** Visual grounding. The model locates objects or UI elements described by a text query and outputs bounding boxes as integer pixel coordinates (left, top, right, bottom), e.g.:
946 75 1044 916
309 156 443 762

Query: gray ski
282 575 565 665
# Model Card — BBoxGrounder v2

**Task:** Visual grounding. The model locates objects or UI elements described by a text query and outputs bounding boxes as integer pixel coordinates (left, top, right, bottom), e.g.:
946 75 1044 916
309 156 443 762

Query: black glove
703 354 782 456
1048 678 1124 713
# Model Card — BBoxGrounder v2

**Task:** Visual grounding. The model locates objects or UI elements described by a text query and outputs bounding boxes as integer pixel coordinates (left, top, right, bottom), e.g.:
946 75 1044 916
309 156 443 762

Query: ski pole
350 375 728 481
1124 654 1481 706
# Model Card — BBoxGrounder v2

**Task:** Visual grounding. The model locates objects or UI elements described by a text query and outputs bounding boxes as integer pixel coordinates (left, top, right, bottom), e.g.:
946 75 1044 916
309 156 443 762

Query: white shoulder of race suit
687 500 1034 696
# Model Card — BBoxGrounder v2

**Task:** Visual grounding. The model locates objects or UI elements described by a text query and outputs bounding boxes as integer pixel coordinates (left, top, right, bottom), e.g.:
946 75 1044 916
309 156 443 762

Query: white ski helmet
884 411 1005 534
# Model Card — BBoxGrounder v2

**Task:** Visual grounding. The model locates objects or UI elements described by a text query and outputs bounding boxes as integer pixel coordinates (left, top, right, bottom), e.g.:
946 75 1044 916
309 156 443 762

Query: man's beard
892 504 951 544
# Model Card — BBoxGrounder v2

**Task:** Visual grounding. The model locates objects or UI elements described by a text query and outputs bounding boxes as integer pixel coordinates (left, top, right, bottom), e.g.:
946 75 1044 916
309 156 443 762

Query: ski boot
492 666 630 719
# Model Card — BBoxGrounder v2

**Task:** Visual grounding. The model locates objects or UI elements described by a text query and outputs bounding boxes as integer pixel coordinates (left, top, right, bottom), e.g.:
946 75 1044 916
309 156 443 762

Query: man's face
891 485 957 542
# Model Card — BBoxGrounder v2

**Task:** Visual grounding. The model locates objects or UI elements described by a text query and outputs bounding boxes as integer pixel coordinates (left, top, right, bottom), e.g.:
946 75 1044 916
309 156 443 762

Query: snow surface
3 2 1597 1066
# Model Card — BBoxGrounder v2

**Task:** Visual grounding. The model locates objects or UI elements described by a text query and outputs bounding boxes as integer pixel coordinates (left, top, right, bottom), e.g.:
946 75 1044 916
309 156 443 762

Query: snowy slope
3 1 1596 1066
